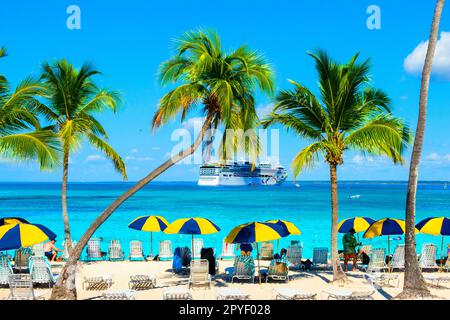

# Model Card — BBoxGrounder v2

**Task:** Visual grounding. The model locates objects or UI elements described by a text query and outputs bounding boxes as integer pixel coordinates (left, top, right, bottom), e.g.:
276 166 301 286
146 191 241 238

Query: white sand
2 260 450 300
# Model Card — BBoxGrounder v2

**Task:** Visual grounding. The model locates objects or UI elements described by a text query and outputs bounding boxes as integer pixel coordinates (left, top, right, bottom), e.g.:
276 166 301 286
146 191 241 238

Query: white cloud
86 155 105 162
425 153 441 162
182 117 205 130
125 156 153 162
151 147 161 151
256 103 274 119
131 148 139 154
351 155 364 165
404 31 450 80
424 153 450 165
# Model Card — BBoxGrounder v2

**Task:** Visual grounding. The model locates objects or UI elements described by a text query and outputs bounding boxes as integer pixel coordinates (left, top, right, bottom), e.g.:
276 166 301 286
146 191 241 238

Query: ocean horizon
1 181 449 259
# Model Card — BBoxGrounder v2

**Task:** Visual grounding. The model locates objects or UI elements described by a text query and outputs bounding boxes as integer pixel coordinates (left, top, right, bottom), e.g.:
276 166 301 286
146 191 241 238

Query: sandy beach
2 259 450 300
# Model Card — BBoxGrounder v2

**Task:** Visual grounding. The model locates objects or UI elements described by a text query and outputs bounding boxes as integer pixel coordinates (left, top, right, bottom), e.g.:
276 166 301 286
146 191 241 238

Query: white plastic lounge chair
217 288 250 300
102 290 135 300
312 247 329 269
189 259 211 289
14 248 31 273
220 239 236 260
82 275 113 291
390 245 405 271
231 256 255 283
0 254 13 286
286 245 302 269
365 273 399 288
32 243 45 257
324 288 375 300
163 287 192 300
159 240 173 261
266 260 289 283
128 274 156 290
86 238 104 261
259 242 274 260
273 288 317 300
61 240 77 261
363 248 388 273
129 241 145 261
419 243 439 271
6 274 46 300
423 274 450 286
108 240 125 261
192 238 204 260
29 256 57 288
443 257 450 273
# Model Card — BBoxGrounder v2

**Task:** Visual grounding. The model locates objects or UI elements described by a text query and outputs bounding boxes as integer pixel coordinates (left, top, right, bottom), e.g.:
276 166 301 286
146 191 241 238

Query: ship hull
198 175 286 186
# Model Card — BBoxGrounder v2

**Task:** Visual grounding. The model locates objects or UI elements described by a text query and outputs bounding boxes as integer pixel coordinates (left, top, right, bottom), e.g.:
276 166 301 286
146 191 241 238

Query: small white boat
348 195 361 199
295 183 301 188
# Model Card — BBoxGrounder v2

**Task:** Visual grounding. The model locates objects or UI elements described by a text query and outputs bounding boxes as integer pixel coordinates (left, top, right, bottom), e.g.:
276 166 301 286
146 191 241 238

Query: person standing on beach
342 229 360 272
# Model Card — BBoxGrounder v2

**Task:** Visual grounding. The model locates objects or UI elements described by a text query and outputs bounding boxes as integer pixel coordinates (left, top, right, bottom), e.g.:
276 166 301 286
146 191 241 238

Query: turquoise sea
0 181 449 259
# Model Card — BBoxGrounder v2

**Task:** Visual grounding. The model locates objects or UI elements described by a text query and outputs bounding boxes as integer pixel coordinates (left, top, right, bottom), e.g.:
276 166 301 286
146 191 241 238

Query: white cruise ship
198 161 288 186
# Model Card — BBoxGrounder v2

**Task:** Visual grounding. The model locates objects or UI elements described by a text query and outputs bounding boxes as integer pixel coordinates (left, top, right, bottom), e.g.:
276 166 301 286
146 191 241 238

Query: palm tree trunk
329 163 347 282
398 0 445 299
50 116 213 300
61 147 73 253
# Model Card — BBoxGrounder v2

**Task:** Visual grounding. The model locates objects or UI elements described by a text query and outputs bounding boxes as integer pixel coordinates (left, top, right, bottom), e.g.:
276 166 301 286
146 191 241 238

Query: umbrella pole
441 236 444 272
388 236 391 273
192 235 194 260
150 232 153 259
256 242 261 285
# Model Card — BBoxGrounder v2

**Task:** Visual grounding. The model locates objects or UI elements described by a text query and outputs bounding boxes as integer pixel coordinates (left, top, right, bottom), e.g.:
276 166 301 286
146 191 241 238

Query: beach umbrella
338 216 376 244
128 215 169 258
0 223 57 251
266 220 301 251
0 217 30 226
363 218 418 271
164 218 220 256
416 217 450 270
225 222 289 284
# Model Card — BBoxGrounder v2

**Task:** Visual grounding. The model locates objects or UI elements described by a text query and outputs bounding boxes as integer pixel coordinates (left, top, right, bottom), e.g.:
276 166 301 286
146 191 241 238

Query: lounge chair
61 240 77 261
86 238 104 261
82 275 113 291
129 241 145 261
423 274 450 286
159 240 173 261
32 243 45 257
312 247 329 269
220 239 236 260
231 255 255 283
200 247 218 276
188 259 211 289
109 240 125 261
390 245 405 271
173 247 192 273
365 273 399 288
29 256 57 288
128 274 156 290
259 242 274 261
192 238 204 260
286 245 302 269
102 290 135 300
217 288 250 300
419 243 439 271
273 288 317 300
0 253 13 287
163 287 192 300
6 274 46 300
362 248 388 273
266 259 289 283
324 288 375 300
443 257 450 272
14 247 31 273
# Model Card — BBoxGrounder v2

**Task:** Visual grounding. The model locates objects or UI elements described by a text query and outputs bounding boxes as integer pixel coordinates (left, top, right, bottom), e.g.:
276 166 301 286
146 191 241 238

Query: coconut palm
50 30 274 300
39 60 127 252
261 50 411 281
399 0 445 299
0 48 60 169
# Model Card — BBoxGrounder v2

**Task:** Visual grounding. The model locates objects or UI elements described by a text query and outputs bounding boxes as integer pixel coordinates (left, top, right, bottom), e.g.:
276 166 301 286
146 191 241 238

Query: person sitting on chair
43 239 62 262
342 228 361 272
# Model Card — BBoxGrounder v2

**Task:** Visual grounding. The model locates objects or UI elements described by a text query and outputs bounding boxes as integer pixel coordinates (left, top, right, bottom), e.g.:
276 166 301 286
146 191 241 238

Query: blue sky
0 0 449 182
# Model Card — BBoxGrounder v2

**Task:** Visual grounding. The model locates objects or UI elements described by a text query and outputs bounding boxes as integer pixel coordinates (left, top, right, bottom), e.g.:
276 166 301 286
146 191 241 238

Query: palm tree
0 48 60 169
262 50 411 281
50 30 274 300
398 0 445 299
39 60 127 252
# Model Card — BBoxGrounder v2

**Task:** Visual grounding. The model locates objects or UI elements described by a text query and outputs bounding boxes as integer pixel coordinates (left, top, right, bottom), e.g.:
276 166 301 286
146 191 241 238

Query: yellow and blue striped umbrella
0 223 56 251
164 218 220 235
416 217 450 269
129 216 169 232
129 216 169 257
225 222 289 244
266 220 301 235
338 217 375 234
0 217 30 226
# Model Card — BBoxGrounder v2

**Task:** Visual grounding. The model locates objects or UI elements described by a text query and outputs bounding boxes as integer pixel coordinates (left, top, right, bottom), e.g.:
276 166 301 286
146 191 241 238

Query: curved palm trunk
50 116 213 300
398 0 444 299
61 147 73 252
330 164 347 282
